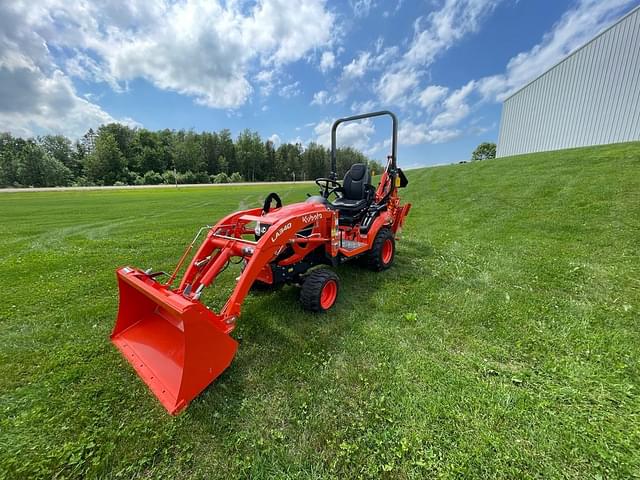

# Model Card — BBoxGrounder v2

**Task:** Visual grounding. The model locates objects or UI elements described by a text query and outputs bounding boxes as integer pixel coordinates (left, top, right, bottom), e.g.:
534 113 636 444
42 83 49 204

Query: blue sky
1 0 638 167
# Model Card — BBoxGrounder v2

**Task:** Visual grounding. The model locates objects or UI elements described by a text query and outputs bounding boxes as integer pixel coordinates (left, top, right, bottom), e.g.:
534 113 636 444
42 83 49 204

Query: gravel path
0 180 314 193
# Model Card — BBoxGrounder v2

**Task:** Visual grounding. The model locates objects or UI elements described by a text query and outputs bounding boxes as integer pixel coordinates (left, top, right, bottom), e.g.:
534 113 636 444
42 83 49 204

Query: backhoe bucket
111 267 238 414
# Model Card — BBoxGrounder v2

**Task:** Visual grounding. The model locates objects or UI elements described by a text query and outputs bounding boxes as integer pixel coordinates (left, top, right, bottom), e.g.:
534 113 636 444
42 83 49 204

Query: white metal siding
497 7 640 157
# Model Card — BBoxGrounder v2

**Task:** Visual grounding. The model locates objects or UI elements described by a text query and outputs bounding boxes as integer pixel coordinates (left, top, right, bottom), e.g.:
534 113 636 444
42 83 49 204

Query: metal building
497 6 640 157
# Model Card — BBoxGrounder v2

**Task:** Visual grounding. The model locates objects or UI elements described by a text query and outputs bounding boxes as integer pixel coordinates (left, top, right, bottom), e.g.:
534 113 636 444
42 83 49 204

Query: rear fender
363 212 394 246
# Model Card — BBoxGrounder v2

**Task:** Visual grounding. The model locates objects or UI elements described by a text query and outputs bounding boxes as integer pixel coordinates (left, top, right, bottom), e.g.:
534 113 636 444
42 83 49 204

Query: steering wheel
315 177 342 198
262 192 282 214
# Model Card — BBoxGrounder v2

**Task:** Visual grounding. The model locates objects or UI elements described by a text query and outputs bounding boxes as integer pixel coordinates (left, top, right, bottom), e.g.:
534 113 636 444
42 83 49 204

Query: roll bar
330 110 398 180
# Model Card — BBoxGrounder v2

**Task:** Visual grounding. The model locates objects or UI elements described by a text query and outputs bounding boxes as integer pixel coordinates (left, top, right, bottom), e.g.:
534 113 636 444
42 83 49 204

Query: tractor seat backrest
342 163 371 200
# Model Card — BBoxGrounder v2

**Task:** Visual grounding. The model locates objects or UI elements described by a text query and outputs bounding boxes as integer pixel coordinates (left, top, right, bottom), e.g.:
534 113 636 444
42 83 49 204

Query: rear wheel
366 228 395 271
300 269 340 312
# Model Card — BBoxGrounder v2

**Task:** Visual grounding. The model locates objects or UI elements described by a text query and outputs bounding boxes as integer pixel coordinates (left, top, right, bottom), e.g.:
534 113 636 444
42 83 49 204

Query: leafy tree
0 133 22 186
173 131 204 173
236 130 265 181
14 141 71 187
85 133 126 185
229 172 243 183
38 135 78 175
131 129 165 173
263 140 277 180
71 141 87 176
142 170 164 185
213 172 230 184
216 155 228 174
471 142 496 161
98 123 135 166
276 143 302 181
302 142 329 179
218 129 236 173
201 132 220 175
1 124 379 188
177 170 199 184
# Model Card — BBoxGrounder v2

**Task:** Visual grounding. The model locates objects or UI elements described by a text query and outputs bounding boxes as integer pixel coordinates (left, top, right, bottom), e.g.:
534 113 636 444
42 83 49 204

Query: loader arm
111 202 335 414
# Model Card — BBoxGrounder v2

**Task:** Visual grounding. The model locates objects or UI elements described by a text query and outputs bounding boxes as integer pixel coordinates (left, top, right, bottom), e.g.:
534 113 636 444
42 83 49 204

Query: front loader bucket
111 267 238 414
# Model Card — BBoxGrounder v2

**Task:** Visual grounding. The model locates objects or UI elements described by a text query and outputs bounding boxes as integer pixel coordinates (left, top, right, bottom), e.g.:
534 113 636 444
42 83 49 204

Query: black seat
331 163 371 213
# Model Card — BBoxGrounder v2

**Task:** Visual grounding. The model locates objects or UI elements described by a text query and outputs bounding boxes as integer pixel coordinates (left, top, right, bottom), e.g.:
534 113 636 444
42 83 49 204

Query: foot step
340 240 366 251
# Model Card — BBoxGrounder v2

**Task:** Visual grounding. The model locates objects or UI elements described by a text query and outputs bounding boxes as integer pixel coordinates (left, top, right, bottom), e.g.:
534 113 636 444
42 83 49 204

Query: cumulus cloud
319 51 336 73
350 100 376 113
418 85 448 109
475 0 635 101
314 118 375 150
341 52 371 80
0 0 335 136
279 81 301 98
268 133 281 146
369 0 501 107
106 0 334 108
398 121 461 145
311 90 330 106
403 0 502 67
0 2 132 138
431 81 475 128
376 69 420 105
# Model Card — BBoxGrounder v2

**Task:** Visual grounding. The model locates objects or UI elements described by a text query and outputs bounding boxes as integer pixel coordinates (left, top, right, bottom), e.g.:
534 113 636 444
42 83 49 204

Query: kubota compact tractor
111 111 411 414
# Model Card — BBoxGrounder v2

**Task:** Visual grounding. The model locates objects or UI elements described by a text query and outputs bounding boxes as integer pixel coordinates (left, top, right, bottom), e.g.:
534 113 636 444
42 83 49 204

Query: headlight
254 222 270 238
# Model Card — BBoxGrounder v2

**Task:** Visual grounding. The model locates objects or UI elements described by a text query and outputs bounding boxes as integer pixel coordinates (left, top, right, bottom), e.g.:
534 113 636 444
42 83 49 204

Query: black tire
300 268 340 312
365 228 395 271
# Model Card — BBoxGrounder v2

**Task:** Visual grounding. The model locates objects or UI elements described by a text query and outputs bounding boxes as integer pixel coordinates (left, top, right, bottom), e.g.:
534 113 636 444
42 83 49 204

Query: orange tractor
111 111 411 414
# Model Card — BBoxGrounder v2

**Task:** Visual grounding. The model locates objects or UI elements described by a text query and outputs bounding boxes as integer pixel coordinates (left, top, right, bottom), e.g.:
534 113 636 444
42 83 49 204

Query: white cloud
320 51 336 73
351 99 376 113
4 0 336 122
65 51 124 93
371 46 400 68
311 90 330 105
279 81 301 98
350 0 376 17
0 2 134 138
342 52 371 80
314 118 375 150
376 69 420 105
431 80 475 127
255 69 277 96
476 0 635 101
370 0 500 107
398 121 461 145
106 0 334 108
333 52 376 102
268 133 281 146
404 0 503 68
418 85 448 109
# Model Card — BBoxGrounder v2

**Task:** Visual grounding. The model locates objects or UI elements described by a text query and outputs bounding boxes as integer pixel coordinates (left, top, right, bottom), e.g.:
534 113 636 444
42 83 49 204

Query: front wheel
300 269 340 312
365 228 395 271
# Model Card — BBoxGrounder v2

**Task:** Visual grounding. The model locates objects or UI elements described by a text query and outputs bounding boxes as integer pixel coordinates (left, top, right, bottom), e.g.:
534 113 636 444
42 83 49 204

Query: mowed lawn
1 142 639 479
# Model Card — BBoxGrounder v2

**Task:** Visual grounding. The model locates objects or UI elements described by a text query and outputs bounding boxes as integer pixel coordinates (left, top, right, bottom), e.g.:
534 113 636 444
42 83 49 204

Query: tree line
0 124 383 188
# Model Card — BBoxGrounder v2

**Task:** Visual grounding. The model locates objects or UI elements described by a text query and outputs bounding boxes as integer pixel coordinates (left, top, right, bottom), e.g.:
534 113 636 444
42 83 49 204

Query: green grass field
1 142 639 479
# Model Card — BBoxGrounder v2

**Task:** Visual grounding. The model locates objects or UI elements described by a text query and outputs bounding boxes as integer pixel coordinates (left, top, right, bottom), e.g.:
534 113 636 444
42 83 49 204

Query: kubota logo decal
271 222 292 242
302 213 323 224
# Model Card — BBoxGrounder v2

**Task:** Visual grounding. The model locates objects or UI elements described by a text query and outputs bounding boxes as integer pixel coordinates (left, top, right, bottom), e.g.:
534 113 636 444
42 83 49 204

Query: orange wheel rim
381 238 393 264
320 280 337 309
